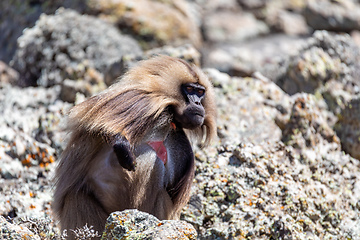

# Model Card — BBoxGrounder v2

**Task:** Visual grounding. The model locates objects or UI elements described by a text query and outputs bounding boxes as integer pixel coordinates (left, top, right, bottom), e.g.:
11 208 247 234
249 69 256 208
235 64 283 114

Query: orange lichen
21 145 56 168
221 178 228 183
21 155 32 166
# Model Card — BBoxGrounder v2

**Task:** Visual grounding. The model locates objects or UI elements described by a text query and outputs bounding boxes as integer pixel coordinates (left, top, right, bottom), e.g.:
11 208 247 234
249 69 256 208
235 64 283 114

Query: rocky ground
1 0 360 239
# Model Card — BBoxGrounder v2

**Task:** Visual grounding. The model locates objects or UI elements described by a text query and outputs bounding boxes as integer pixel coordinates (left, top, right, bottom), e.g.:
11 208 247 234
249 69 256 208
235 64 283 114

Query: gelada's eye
186 86 194 93
197 89 204 96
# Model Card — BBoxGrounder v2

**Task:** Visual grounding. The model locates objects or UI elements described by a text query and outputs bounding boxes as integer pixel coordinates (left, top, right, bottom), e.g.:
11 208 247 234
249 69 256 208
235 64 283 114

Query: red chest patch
147 141 167 165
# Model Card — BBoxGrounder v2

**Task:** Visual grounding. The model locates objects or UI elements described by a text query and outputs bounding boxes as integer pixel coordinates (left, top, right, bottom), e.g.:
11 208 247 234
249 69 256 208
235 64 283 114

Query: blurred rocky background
1 0 360 239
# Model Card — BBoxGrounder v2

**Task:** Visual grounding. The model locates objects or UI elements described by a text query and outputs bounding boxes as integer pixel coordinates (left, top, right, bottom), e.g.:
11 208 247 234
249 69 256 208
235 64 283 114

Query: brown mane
69 55 216 146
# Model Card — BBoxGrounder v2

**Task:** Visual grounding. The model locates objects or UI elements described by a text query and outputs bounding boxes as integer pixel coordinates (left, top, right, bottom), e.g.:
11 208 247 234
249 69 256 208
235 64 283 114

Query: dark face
173 83 206 129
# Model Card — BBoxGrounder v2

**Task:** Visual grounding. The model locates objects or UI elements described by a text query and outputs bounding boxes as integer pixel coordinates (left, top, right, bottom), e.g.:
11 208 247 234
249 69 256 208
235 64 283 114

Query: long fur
53 55 216 237
70 55 216 145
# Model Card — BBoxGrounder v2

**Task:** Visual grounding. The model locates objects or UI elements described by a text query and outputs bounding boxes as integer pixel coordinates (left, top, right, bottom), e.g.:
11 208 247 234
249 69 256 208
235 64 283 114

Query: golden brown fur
53 55 216 238
70 56 216 145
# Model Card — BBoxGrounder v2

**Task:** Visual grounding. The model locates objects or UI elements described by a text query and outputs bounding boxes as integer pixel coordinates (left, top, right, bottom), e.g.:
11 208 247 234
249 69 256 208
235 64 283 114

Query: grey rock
270 219 292 240
179 68 360 239
1 67 360 239
3 2 360 239
87 0 202 49
267 10 309 36
0 216 40 240
279 44 342 95
102 210 197 239
205 68 289 145
203 34 305 77
275 31 360 112
0 0 90 64
0 61 19 85
282 93 340 151
200 0 241 12
203 11 269 43
237 0 267 9
0 84 69 222
105 44 201 86
60 79 89 103
11 8 142 87
0 157 23 180
0 85 69 156
304 0 360 32
335 98 360 160
145 44 201 66
0 0 45 65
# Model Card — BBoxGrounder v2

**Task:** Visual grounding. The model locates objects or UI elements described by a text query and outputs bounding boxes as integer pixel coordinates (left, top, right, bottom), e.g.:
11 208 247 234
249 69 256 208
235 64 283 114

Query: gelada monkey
53 55 216 237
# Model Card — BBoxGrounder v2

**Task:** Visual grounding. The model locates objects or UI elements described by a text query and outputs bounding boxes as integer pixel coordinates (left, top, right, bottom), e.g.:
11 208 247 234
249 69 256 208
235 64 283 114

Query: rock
270 219 292 240
0 216 67 240
281 47 342 95
0 157 23 179
321 79 354 115
3 2 360 239
180 69 360 239
145 44 201 66
104 44 201 86
203 11 269 43
0 216 40 240
0 61 19 85
0 84 69 156
0 0 92 64
87 0 202 49
335 98 360 160
0 84 69 222
104 55 141 87
102 210 197 239
0 0 47 65
239 0 306 20
304 0 360 32
282 93 340 151
200 0 241 12
11 8 142 87
60 79 87 103
275 31 360 110
351 30 360 46
183 137 360 239
181 194 205 226
206 68 290 145
203 34 305 77
237 0 267 9
59 75 106 103
267 10 309 36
